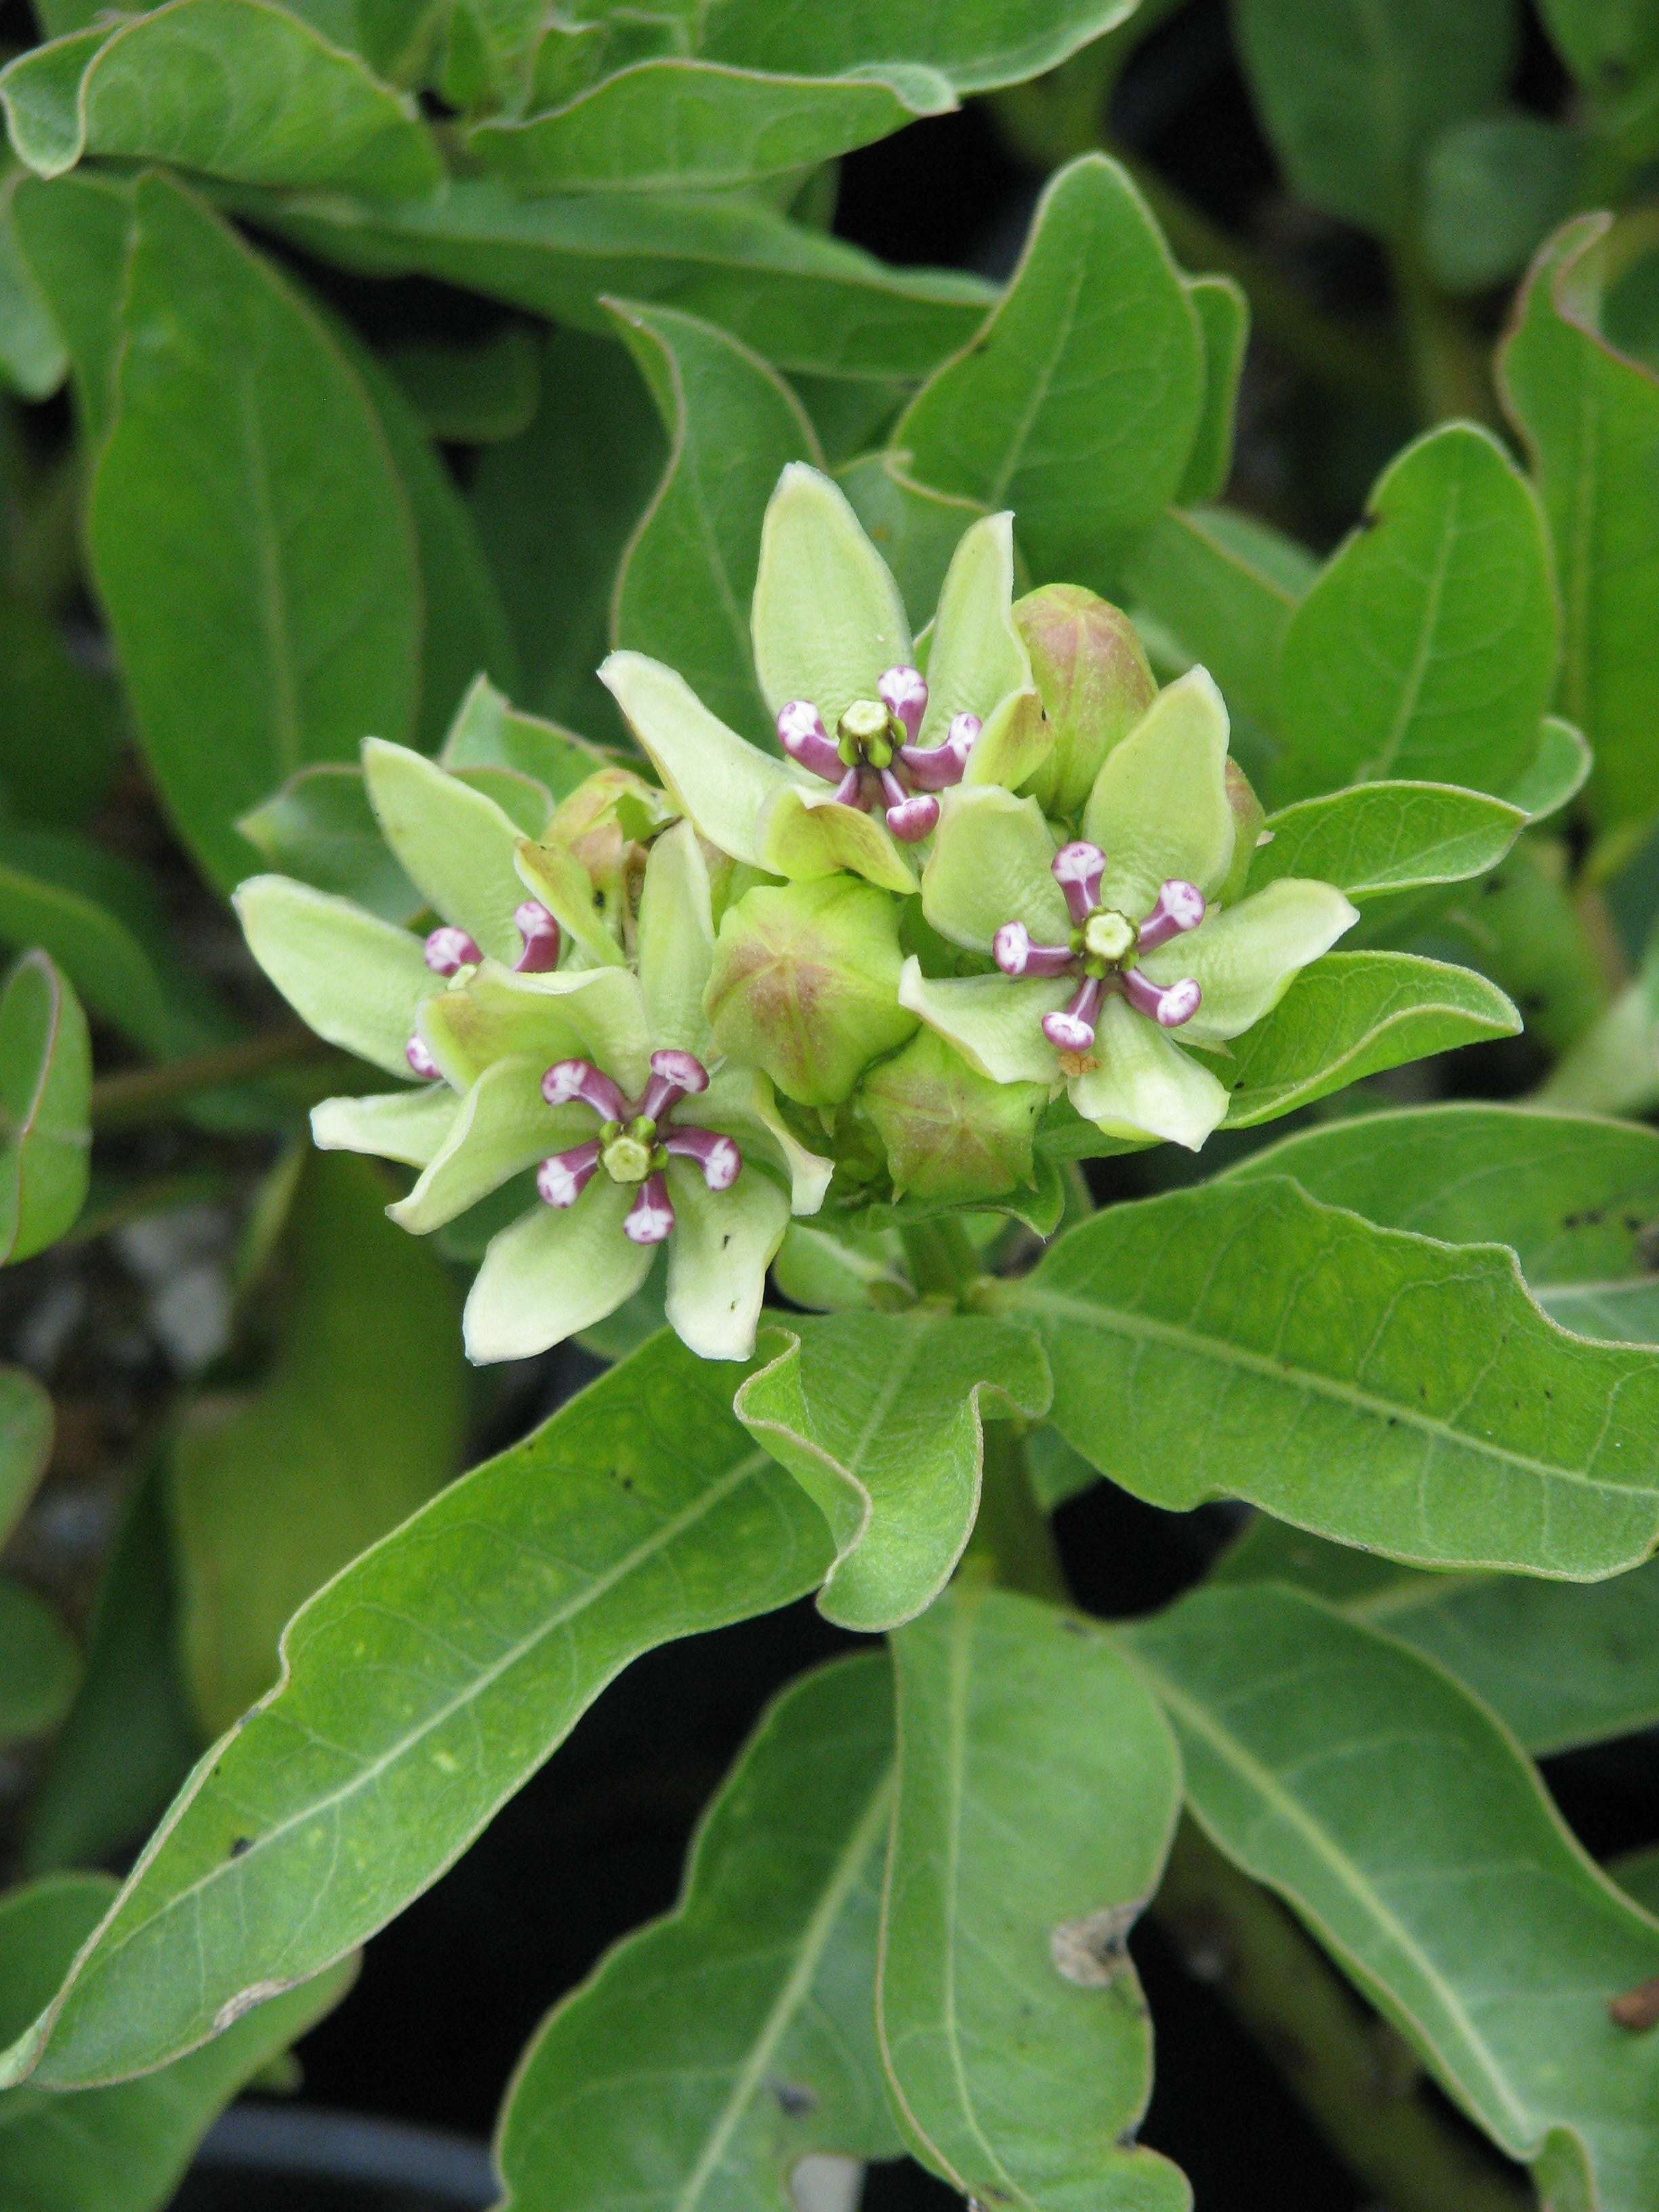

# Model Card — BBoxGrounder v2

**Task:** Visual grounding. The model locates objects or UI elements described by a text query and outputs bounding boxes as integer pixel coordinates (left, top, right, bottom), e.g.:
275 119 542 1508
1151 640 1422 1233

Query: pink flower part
664 1124 743 1191
640 1048 710 1122
886 791 941 842
405 1035 441 1080
1043 976 1105 1054
899 712 980 791
1135 879 1206 951
512 900 561 974
541 1058 630 1121
1121 969 1203 1027
424 926 481 977
624 1174 676 1245
1052 842 1106 927
878 663 928 743
994 922 1075 979
537 1141 600 1208
777 700 843 781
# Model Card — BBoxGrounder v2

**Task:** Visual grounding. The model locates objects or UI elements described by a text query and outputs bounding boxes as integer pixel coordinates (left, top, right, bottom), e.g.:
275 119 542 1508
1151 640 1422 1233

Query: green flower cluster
235 466 1357 1368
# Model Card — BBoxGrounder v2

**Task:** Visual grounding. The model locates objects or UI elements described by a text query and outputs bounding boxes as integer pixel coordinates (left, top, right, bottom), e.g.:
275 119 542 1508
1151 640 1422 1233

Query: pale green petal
897 958 1065 1086
234 874 429 1079
1139 877 1359 1044
664 1160 790 1361
751 462 909 726
463 1179 651 1364
1069 997 1229 1151
388 1056 590 1233
960 683 1050 793
600 650 791 869
310 1085 458 1168
921 786 1069 951
763 783 917 893
362 739 525 964
636 820 716 1057
698 1063 833 1215
513 836 624 968
918 511 1029 743
1082 667 1235 915
419 962 651 1093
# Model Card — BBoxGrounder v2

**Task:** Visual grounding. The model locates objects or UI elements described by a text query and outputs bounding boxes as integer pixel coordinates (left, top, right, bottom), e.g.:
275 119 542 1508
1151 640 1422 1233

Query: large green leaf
0 1875 353 2212
609 301 819 745
0 949 89 1266
1124 504 1305 738
469 58 952 194
879 1586 1189 2211
699 0 1136 94
1500 215 1659 845
169 1150 467 1738
0 0 442 199
1271 424 1557 805
496 1654 901 2211
1250 782 1525 902
471 327 665 737
0 1580 77 1744
835 452 987 630
89 175 420 890
1130 1584 1659 2208
0 1330 830 2088
735 1312 1051 1631
243 181 996 382
0 590 121 834
1233 0 1516 237
7 169 134 441
239 764 422 922
1219 950 1520 1127
1016 1172 1659 1576
895 155 1205 583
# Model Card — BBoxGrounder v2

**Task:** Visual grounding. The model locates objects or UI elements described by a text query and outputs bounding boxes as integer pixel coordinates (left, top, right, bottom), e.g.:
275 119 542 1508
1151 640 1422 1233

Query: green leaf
1251 783 1525 902
0 590 122 833
735 1311 1051 1631
169 1150 466 1737
1233 0 1516 237
609 301 819 744
471 327 665 738
0 169 64 403
239 764 421 922
879 1585 1188 2210
0 950 89 1267
1272 424 1558 805
0 1366 52 1544
469 58 953 194
1435 834 1610 1058
0 1580 78 1743
1219 950 1521 1126
1176 274 1248 504
7 170 134 443
1130 1584 1659 2207
1017 1171 1659 1576
439 673 614 800
1123 504 1304 742
89 175 421 891
495 1653 902 2210
243 180 996 383
1507 712 1591 821
24 1462 199 1876
895 155 1205 581
0 1874 354 2212
699 0 1139 96
1500 215 1659 844
0 1330 831 2089
1423 114 1582 293
0 0 443 199
834 451 989 630
385 325 539 445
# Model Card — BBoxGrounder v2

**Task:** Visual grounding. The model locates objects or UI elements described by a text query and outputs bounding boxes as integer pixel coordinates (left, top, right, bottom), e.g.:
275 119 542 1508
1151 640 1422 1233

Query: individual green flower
236 746 829 1364
899 669 1359 1151
597 464 1040 895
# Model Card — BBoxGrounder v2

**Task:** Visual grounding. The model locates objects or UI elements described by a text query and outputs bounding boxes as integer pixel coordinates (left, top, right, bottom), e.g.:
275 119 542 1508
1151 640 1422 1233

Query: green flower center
837 697 896 768
1081 908 1136 964
600 1117 660 1185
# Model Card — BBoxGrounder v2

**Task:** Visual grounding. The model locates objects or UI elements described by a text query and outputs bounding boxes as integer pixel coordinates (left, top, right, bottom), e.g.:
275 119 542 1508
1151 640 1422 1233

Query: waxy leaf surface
0 950 89 1265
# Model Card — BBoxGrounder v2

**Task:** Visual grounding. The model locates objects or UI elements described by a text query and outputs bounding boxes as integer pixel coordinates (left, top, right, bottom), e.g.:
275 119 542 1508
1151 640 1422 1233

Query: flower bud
705 876 916 1107
855 1029 1044 1203
1217 756 1267 906
1013 585 1157 819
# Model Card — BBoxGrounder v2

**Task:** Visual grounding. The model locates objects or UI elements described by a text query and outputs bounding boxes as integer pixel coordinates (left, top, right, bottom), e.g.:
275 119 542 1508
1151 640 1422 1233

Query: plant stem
90 1027 327 1128
1387 238 1500 428
1101 139 1406 412
1155 1822 1530 2212
899 1217 983 1300
962 1425 1067 1601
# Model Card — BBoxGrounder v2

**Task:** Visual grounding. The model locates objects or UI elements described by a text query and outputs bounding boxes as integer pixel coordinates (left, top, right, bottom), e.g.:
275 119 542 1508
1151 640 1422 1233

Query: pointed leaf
879 1586 1189 2211
736 1312 1051 1630
495 1654 901 2211
1017 1172 1659 1576
0 1331 831 2088
0 950 89 1266
1252 783 1526 901
699 0 1139 95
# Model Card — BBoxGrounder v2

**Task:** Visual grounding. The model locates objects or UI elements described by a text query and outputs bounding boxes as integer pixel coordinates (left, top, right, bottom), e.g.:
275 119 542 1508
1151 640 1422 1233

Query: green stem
899 1217 982 1300
1101 139 1406 412
90 1027 327 1128
1387 237 1500 428
1156 1822 1530 2212
962 1424 1067 1601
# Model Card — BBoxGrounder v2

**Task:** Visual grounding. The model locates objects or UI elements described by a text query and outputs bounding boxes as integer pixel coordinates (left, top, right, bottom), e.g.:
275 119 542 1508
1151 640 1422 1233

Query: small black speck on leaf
230 1837 252 1858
